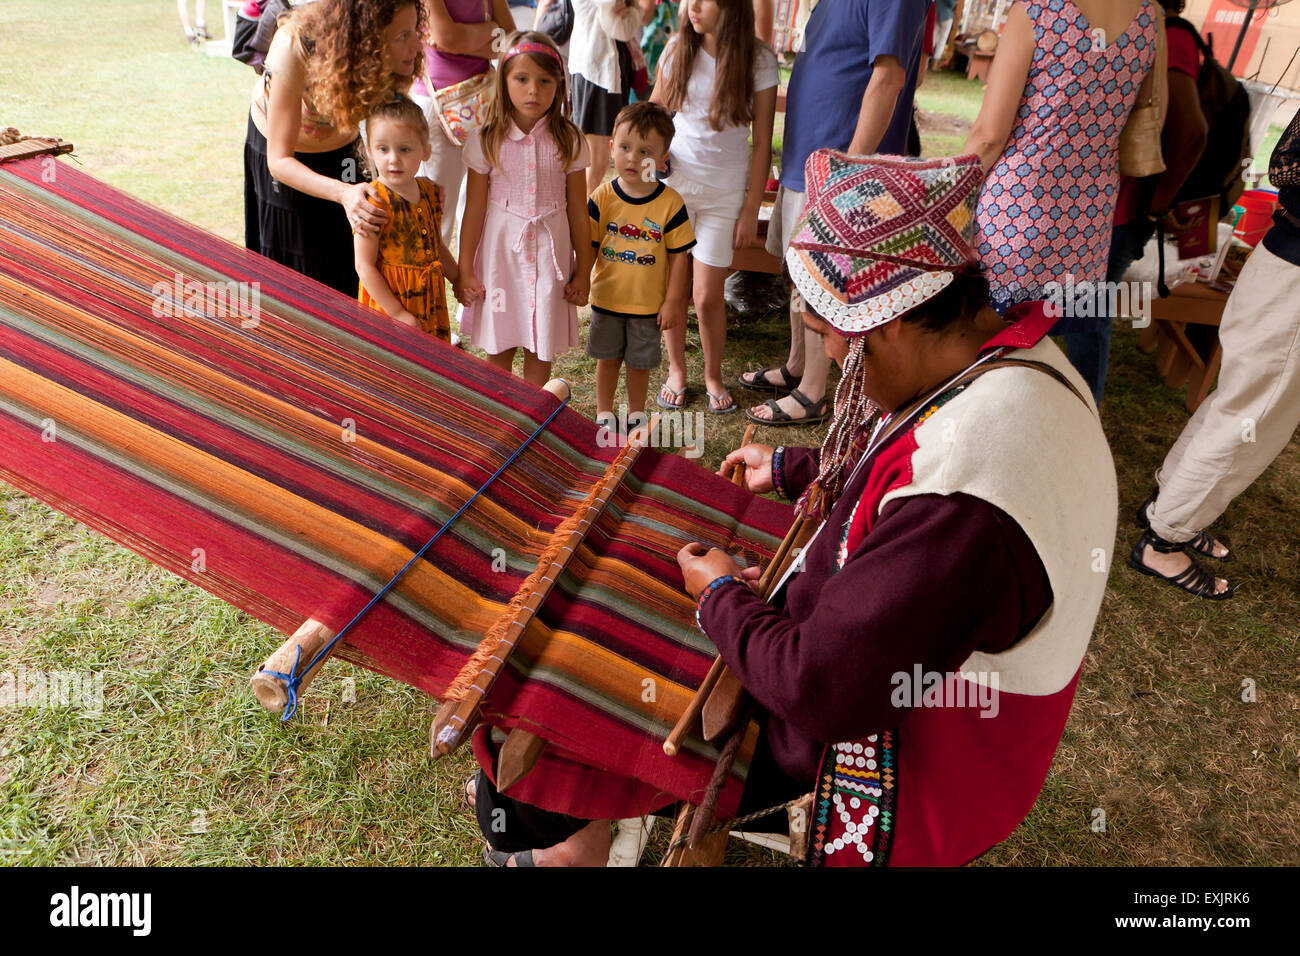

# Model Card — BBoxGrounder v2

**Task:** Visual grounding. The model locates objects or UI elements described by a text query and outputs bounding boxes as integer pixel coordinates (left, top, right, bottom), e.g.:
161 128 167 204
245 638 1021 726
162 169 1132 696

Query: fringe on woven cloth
442 472 610 701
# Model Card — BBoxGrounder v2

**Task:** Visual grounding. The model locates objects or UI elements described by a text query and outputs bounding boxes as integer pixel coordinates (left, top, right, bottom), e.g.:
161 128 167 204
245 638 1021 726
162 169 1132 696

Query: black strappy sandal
737 363 800 394
1128 529 1234 600
1134 487 1232 562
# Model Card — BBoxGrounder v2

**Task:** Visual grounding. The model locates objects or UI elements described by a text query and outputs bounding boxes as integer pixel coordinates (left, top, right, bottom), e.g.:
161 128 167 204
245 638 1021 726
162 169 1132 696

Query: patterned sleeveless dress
973 0 1157 312
358 178 451 340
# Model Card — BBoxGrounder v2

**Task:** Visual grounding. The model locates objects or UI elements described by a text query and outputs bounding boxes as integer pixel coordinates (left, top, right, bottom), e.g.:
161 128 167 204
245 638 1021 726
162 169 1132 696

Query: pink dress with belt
460 119 590 362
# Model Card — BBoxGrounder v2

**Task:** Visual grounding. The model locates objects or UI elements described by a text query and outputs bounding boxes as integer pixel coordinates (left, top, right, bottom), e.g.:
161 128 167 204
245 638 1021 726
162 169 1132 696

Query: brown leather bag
1118 13 1168 178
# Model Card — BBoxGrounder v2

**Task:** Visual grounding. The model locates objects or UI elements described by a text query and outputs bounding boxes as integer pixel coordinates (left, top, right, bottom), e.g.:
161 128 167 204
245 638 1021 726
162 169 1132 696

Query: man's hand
718 443 775 494
677 542 757 599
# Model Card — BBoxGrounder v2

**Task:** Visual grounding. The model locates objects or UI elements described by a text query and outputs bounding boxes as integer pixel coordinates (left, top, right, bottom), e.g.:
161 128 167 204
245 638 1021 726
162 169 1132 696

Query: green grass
3 0 1299 868
916 67 989 124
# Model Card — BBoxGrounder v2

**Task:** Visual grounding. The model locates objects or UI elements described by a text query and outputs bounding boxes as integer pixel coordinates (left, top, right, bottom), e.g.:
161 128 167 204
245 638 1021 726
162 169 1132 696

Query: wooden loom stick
250 618 336 712
663 508 812 751
662 656 725 757
700 516 815 740
668 515 818 856
0 136 74 164
662 802 729 867
729 423 757 487
661 423 759 755
430 412 659 765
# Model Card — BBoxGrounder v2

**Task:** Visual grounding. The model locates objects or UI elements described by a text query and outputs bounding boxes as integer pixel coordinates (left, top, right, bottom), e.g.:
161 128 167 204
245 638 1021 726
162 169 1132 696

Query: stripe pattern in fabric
0 157 794 821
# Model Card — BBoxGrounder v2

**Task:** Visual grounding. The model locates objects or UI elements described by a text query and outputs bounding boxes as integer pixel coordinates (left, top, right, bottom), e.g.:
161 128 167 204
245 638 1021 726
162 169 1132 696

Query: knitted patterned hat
785 150 984 335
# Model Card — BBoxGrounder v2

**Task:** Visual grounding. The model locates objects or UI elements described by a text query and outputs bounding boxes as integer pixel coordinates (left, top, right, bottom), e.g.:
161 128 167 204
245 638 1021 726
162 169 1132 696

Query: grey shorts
586 309 662 369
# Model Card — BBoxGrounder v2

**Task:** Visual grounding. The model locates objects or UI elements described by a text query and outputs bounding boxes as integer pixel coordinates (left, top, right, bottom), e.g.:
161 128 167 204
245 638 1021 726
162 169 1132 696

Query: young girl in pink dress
457 31 593 385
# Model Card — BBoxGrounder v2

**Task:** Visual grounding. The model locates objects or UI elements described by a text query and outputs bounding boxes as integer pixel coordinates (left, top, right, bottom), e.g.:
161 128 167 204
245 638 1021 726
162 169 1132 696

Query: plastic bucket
1234 189 1280 247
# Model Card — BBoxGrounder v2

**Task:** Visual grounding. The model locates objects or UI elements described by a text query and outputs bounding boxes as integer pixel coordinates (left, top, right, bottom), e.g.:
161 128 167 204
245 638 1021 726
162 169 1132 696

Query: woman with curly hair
244 0 426 295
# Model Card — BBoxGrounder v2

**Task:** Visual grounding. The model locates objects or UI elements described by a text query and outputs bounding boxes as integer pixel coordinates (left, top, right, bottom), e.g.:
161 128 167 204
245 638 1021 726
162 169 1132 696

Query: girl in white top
652 0 778 413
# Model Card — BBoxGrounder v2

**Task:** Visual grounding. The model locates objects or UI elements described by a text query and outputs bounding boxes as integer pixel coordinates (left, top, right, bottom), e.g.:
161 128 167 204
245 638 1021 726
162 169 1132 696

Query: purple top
697 444 1052 783
422 0 493 92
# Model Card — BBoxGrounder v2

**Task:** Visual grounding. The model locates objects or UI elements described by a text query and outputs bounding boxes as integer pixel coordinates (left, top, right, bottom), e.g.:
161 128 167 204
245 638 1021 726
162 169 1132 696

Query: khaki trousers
1150 242 1300 541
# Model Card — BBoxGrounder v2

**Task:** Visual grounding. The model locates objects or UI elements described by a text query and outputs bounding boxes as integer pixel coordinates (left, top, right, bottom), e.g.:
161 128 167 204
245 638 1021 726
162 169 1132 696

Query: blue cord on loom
261 390 572 722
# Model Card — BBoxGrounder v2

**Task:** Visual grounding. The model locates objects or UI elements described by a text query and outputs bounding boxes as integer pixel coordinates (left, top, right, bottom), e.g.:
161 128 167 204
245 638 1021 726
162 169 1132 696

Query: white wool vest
878 338 1118 696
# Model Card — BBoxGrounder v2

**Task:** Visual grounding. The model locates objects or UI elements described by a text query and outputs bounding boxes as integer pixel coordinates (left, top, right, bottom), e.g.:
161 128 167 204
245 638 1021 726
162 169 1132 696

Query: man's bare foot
1142 544 1231 597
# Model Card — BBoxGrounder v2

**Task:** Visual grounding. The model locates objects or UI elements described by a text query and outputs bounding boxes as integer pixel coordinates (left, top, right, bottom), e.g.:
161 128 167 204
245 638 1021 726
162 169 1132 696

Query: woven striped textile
0 157 793 821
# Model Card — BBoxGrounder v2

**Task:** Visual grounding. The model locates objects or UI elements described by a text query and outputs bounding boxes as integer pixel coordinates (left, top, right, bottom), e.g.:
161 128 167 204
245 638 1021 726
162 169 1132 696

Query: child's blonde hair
479 31 582 171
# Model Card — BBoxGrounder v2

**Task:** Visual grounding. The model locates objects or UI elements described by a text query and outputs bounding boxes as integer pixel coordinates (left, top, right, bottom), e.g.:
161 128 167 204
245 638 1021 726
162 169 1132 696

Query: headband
505 41 564 67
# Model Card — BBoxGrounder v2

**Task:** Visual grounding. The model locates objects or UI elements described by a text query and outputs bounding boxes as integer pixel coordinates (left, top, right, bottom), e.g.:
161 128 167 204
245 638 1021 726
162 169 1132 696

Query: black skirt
243 114 360 297
569 41 634 137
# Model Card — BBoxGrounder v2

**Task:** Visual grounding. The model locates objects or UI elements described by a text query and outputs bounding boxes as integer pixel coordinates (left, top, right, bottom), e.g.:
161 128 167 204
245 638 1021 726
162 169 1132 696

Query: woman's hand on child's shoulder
342 182 388 237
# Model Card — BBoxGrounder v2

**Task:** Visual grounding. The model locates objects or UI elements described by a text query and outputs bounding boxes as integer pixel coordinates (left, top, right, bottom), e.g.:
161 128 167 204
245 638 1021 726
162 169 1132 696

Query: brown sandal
737 363 800 394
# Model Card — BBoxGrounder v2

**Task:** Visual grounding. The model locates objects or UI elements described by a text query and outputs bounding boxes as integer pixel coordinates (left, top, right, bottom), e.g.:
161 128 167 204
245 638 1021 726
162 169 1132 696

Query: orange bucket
1234 189 1280 247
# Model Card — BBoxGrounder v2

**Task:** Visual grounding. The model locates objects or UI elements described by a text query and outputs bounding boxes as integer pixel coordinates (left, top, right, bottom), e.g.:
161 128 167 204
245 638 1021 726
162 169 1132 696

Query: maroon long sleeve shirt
697 444 1054 784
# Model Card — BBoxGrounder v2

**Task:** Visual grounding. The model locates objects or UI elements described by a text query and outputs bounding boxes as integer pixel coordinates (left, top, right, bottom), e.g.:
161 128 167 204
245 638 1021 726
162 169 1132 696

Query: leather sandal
737 363 800 394
482 846 535 867
744 388 828 427
1134 487 1232 561
1128 529 1234 600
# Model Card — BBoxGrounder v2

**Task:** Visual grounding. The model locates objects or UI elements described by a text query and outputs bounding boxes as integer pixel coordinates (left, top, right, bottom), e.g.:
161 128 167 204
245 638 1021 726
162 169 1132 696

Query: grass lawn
2 0 1298 867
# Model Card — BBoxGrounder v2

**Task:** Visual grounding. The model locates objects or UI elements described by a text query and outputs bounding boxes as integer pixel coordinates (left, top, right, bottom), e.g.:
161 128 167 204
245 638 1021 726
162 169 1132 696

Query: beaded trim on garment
811 381 972 865
810 731 896 865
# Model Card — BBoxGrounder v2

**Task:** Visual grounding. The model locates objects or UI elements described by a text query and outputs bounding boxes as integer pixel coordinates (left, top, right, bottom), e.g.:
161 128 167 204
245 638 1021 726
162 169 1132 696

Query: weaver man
467 151 1118 867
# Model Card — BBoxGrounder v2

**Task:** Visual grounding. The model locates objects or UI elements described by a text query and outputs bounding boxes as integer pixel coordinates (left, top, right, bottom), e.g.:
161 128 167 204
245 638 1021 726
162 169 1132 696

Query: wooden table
1137 281 1228 413
955 42 995 81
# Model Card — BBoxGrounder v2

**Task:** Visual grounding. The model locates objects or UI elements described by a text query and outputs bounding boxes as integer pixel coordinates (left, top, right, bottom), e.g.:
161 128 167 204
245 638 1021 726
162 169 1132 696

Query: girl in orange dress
356 96 460 340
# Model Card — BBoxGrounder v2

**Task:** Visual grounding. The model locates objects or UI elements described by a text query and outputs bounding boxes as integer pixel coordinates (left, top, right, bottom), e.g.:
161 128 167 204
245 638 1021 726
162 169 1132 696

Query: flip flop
737 363 800 394
1134 487 1232 561
744 388 828 427
657 382 687 409
707 389 740 415
482 846 536 867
